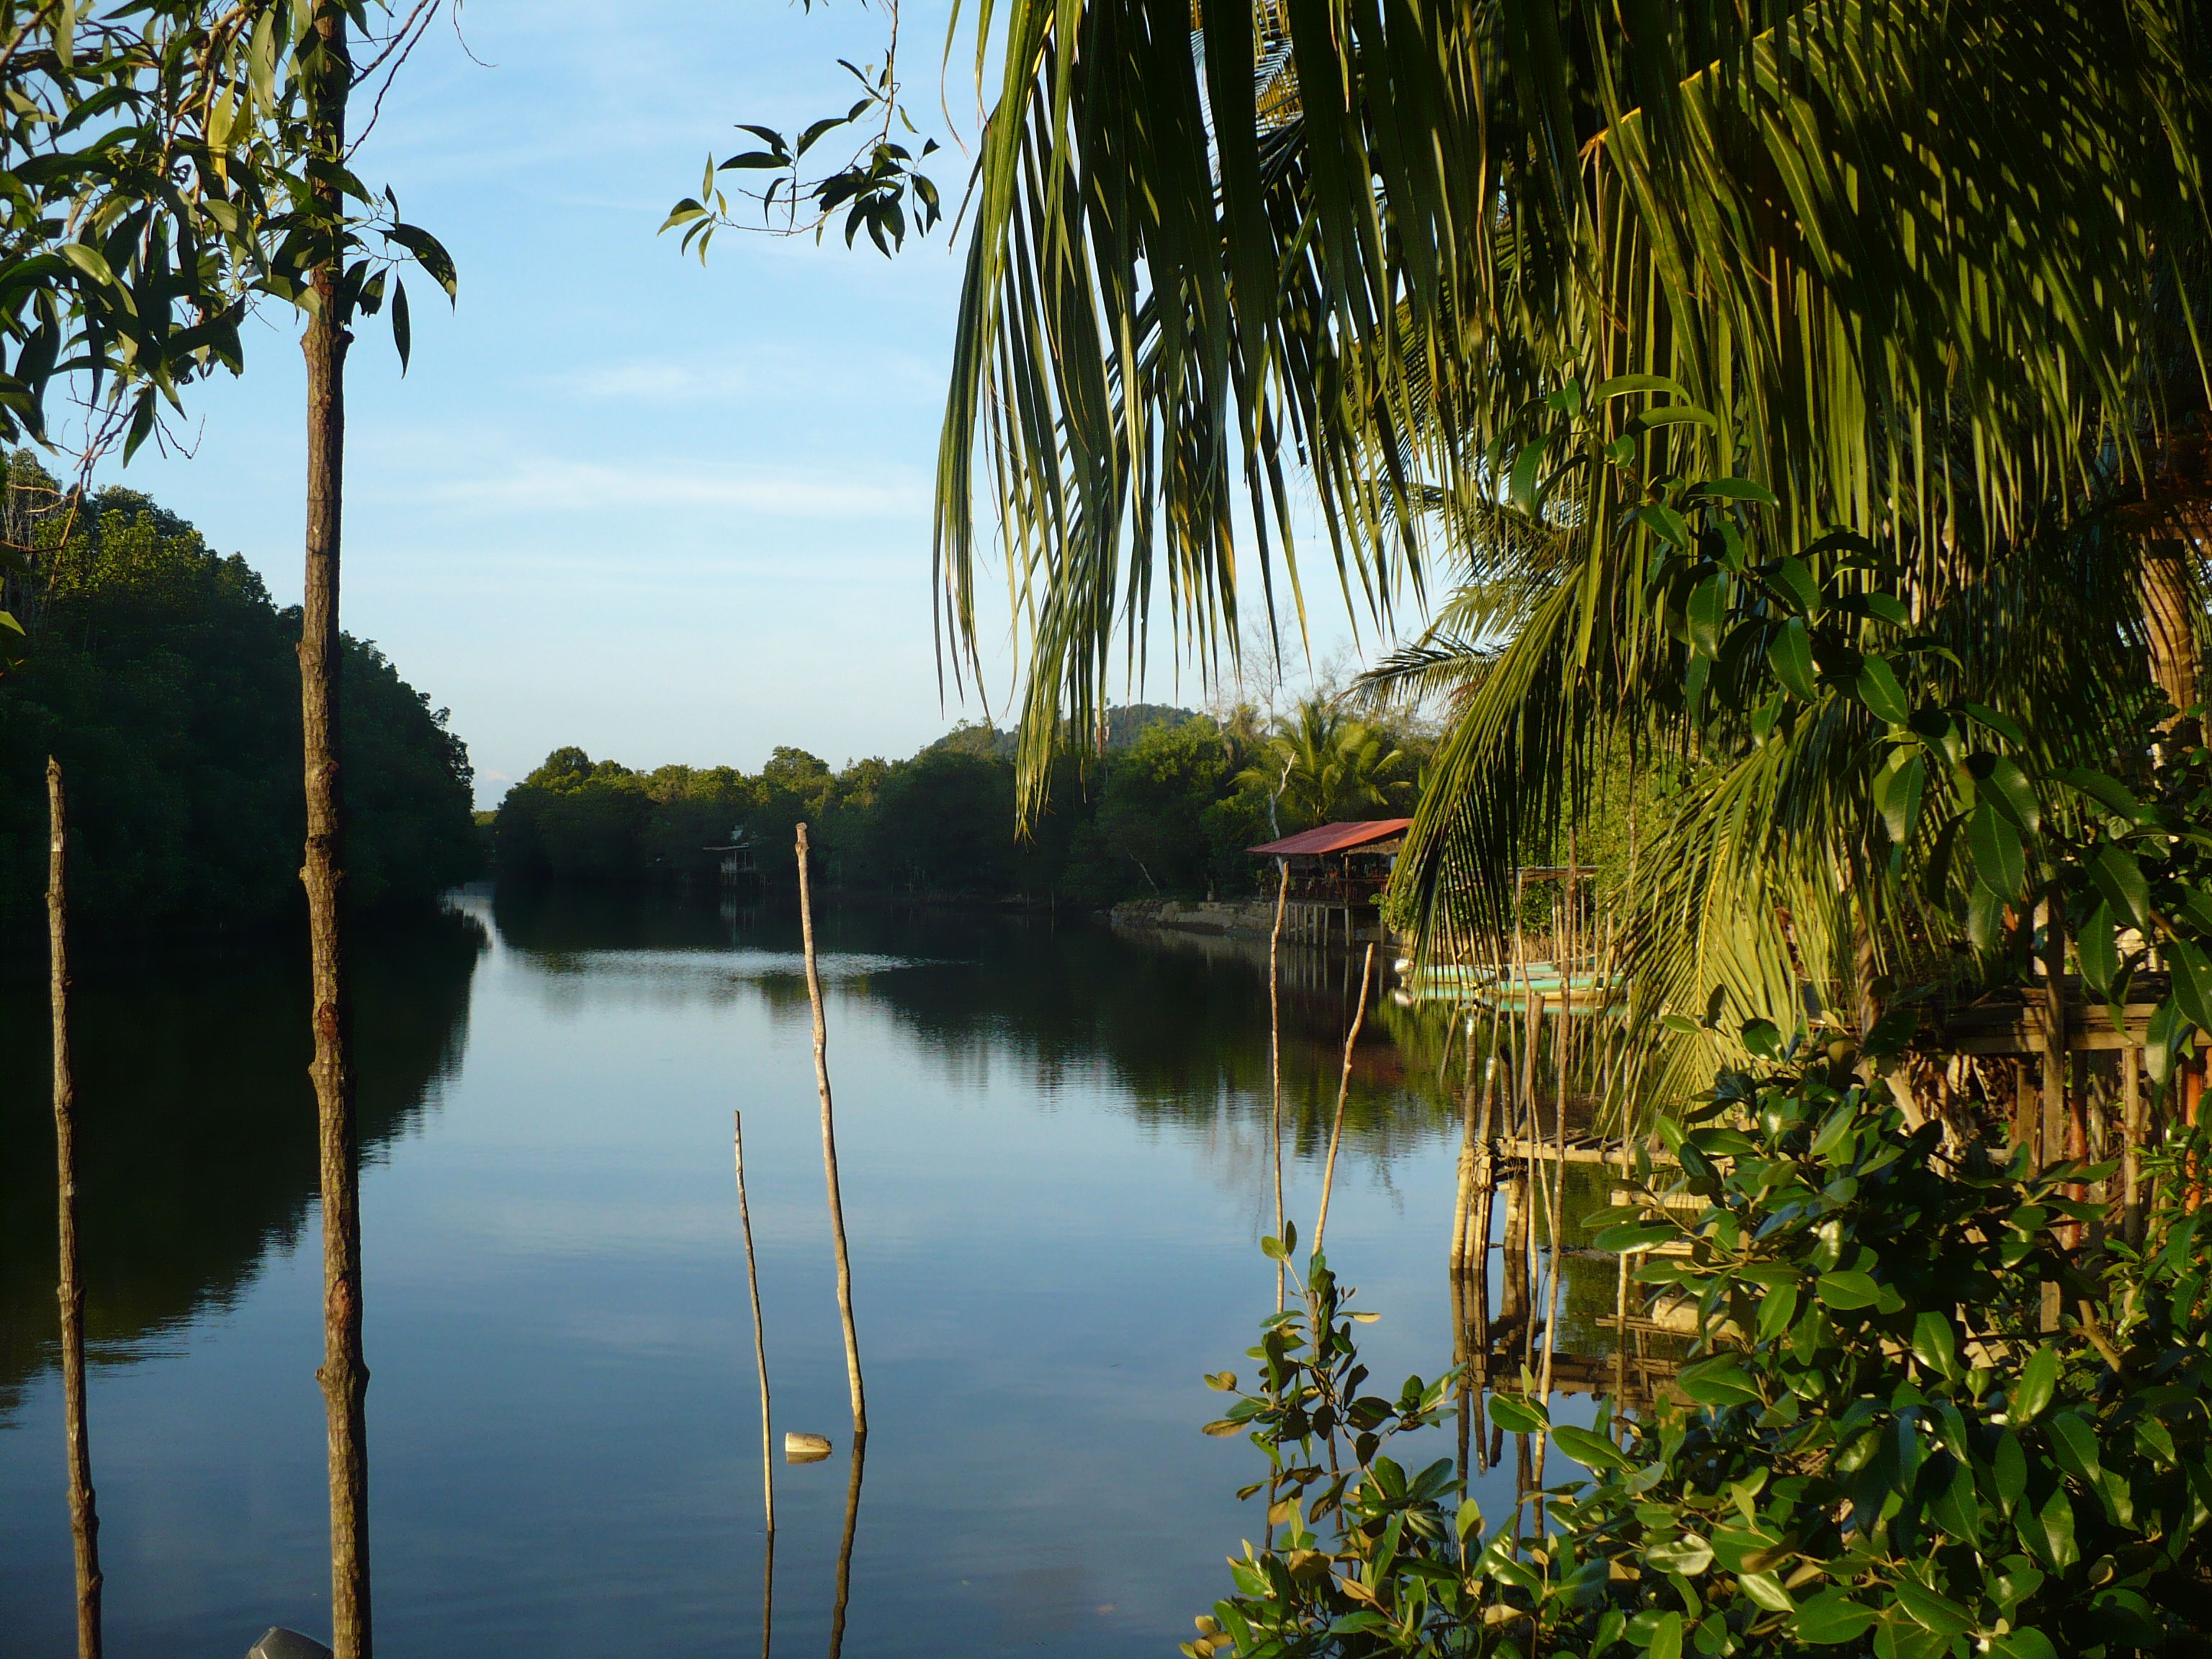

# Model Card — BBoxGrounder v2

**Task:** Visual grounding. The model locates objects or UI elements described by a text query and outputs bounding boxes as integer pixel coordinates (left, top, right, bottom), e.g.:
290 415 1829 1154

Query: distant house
703 824 758 887
1248 819 1412 944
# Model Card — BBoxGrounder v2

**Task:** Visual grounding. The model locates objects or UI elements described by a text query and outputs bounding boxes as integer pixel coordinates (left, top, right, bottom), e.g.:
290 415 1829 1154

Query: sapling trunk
796 824 865 1436
734 1113 773 1536
48 759 101 1659
299 11 370 1653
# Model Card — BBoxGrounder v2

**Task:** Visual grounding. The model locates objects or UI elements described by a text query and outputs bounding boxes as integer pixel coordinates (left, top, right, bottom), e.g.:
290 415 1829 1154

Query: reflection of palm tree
1236 699 1412 836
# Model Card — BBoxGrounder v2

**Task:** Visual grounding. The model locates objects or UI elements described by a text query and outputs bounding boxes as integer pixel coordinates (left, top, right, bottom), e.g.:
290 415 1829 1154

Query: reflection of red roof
1249 819 1413 856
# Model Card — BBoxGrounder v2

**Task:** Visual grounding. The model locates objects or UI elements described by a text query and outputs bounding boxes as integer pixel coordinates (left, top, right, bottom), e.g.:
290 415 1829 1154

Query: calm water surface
1 889 1619 1658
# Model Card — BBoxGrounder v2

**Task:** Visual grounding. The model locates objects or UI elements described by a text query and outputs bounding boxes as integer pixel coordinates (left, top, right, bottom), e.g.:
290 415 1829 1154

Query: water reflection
0 908 487 1418
1 886 1672 1659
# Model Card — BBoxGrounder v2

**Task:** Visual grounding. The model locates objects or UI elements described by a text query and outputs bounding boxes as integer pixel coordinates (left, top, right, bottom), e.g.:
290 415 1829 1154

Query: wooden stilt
2123 1050 2144 1244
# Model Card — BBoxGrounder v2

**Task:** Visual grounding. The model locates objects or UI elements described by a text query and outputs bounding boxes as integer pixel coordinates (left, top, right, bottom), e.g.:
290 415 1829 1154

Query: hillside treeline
0 465 481 938
493 701 1431 903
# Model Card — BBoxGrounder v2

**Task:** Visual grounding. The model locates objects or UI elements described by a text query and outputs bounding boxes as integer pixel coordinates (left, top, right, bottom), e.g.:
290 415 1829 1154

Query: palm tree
932 0 2210 1033
1237 698 1413 836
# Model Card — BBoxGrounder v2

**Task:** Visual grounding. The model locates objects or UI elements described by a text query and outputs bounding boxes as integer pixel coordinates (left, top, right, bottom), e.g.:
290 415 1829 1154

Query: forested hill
493 702 1429 903
0 471 480 940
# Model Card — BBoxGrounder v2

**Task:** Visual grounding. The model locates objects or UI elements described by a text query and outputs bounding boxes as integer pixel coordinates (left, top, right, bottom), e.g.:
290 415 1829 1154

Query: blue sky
105 1 1358 804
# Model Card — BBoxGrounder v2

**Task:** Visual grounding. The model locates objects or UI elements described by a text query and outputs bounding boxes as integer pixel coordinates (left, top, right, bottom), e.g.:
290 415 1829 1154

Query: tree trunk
300 12 369 1656
49 759 101 1659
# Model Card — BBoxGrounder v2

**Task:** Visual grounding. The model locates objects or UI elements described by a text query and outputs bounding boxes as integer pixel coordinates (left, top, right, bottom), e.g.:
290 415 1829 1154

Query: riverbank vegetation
491 698 1431 902
0 463 479 940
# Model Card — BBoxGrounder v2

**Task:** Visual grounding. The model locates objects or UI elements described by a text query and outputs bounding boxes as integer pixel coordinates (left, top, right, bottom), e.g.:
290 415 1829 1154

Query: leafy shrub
1192 1047 2212 1657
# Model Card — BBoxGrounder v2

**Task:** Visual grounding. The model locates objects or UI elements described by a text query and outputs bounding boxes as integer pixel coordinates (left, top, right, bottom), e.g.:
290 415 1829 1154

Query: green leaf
1969 752 2042 835
1895 1581 1975 1637
1815 1270 1881 1310
1696 476 1779 507
1910 1310 1959 1379
1854 655 1913 724
2010 1346 2061 1425
2169 938 2212 1033
1509 433 1550 516
390 276 410 374
1862 593 1914 628
2077 902 2120 999
1987 1633 2059 1659
1967 883 2008 950
1738 1570 1794 1612
1678 1354 1761 1407
1643 1609 1684 1659
2049 1413 2104 1485
1930 1455 1983 1542
2028 1486 2078 1570
1960 701 2028 745
1876 752 1926 844
1769 556 1820 613
1645 1534 1714 1575
1487 1394 1548 1434
1687 575 1727 657
1794 1589 1879 1645
1552 1423 1634 1472
1967 805 2026 899
2058 768 2147 822
1594 1222 1678 1253
1768 617 1818 700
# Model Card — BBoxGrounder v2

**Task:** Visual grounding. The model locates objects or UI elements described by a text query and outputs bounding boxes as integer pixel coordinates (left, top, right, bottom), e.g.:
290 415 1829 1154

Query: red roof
1249 819 1413 857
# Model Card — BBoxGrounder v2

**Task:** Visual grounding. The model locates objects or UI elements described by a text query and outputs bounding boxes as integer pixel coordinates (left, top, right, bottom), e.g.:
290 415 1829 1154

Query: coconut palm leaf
939 0 2209 809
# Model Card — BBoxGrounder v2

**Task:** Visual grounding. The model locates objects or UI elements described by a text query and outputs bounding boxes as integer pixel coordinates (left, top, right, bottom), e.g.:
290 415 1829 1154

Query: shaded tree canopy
493 703 1436 904
0 462 480 939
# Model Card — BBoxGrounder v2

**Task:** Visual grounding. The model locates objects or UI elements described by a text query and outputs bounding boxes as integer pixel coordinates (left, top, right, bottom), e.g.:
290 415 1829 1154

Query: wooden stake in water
1313 944 1377 1254
1268 860 1289 1307
733 1113 774 1538
49 760 102 1659
796 825 866 1437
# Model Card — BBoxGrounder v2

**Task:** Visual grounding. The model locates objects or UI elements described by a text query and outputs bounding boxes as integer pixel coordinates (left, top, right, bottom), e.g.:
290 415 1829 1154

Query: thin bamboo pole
1313 945 1377 1253
1268 860 1289 1306
795 825 865 1437
733 1113 773 1537
49 759 100 1659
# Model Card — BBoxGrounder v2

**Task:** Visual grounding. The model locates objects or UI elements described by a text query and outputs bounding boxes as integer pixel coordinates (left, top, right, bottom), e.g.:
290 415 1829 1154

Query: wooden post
796 825 865 1437
49 760 101 1659
297 10 370 1652
1268 860 1289 1307
733 1114 773 1538
2040 911 2067 1328
1449 1014 1477 1273
1313 945 1376 1253
2123 1051 2144 1246
1467 1055 1499 1269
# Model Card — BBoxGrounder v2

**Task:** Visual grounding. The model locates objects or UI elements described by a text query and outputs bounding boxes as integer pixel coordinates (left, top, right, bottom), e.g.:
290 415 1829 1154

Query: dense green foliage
1200 1045 2212 1658
0 475 479 938
493 701 1430 902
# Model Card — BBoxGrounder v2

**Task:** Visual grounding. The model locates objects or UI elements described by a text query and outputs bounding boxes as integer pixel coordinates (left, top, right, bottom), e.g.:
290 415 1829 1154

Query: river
0 887 1634 1658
